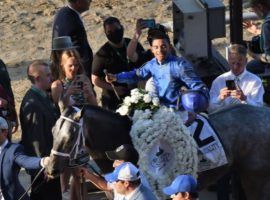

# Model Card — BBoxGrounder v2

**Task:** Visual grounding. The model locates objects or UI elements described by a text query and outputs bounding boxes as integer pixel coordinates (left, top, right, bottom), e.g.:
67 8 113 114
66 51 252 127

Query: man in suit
104 162 157 200
20 60 62 200
52 0 93 79
0 116 49 200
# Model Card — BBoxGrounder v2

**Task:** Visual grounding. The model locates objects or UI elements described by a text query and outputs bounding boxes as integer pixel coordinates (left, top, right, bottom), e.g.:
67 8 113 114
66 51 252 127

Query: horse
46 104 270 200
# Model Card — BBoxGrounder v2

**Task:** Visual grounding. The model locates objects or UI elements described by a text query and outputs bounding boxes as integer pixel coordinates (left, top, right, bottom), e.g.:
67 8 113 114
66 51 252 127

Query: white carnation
152 97 160 106
143 94 152 103
130 95 139 103
123 96 132 106
131 88 139 95
116 105 129 116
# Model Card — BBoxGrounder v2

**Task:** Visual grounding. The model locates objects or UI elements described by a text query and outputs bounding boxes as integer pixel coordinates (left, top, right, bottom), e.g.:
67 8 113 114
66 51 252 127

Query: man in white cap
0 117 50 200
163 174 198 200
80 144 151 199
104 162 157 200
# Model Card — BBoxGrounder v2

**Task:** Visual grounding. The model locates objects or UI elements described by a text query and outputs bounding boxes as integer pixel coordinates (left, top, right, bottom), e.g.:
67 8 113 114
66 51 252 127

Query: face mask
106 27 124 44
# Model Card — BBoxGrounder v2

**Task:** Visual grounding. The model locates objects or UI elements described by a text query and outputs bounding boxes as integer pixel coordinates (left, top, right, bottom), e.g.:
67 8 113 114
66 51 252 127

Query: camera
143 19 156 29
226 80 236 90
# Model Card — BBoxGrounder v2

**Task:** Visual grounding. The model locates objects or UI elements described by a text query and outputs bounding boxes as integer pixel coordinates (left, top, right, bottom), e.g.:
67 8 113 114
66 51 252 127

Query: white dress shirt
209 69 264 113
108 173 151 200
124 184 141 200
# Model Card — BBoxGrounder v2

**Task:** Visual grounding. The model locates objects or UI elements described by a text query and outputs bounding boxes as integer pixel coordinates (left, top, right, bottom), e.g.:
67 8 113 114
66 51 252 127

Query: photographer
127 19 175 65
209 44 263 200
209 44 264 113
244 0 270 73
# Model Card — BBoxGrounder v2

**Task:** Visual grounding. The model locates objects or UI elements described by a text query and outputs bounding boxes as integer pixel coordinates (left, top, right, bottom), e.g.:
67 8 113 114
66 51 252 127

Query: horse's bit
51 115 89 166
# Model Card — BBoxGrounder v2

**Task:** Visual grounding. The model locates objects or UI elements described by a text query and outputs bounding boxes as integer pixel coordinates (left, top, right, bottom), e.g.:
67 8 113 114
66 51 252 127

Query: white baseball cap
0 117 8 130
105 162 140 183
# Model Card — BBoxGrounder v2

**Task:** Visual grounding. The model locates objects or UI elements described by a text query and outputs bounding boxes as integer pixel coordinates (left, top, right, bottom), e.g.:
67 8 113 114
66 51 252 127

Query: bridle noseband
51 115 86 161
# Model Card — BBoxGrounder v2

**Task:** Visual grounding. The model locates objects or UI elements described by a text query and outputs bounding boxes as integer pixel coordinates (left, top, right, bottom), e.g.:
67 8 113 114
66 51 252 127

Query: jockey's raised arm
105 32 209 110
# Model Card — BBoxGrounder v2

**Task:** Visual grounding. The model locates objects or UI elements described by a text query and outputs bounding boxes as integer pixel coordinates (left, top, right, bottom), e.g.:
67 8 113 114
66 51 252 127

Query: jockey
105 31 209 123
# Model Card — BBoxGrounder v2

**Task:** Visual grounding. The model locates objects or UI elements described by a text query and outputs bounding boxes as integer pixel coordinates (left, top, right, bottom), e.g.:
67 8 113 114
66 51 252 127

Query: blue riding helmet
181 90 209 113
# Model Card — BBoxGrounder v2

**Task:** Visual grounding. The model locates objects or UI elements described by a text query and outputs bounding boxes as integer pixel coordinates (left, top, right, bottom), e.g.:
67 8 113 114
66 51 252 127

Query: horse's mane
83 104 124 117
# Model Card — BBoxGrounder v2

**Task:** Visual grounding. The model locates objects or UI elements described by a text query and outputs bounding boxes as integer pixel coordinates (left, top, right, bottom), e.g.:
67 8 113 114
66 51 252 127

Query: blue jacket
117 55 209 108
0 142 41 200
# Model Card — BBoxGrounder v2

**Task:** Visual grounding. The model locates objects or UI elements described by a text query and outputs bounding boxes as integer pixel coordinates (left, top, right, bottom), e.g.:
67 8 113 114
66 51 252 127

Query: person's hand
11 120 18 133
243 21 261 35
115 86 128 96
0 97 8 108
83 82 94 98
219 87 231 101
41 157 50 167
105 73 117 83
230 89 247 101
134 19 147 39
65 85 82 97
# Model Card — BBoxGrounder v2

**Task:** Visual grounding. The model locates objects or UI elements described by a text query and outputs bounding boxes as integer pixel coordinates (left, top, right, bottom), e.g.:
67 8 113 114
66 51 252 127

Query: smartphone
143 19 156 29
226 80 236 90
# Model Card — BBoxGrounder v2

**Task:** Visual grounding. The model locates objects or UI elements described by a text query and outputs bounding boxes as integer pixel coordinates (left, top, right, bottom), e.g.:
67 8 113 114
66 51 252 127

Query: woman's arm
51 80 64 104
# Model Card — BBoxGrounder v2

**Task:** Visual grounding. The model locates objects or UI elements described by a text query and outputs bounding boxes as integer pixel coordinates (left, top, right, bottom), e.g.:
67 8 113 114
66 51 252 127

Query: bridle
51 114 86 163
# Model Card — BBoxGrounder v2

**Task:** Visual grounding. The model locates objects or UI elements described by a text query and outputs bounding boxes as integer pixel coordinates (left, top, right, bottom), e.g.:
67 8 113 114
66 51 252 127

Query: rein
18 167 45 200
51 115 85 161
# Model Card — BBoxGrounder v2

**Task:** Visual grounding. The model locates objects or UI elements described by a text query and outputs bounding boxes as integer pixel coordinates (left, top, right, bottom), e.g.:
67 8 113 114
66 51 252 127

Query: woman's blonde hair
59 49 84 80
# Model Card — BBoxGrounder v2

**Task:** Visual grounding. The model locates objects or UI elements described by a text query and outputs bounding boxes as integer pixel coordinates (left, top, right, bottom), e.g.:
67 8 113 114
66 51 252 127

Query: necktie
234 77 241 90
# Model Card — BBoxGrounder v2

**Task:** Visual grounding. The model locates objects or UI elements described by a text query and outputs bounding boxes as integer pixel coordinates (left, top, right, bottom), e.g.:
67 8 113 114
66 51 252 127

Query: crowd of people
0 0 269 199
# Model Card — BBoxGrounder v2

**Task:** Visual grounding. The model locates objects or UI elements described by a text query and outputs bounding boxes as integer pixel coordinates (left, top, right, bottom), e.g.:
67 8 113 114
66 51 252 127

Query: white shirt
124 184 141 200
0 139 8 200
209 70 264 113
108 173 151 200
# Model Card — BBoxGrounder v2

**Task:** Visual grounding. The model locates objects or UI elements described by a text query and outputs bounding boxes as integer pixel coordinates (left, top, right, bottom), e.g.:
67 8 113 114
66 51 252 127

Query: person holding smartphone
209 44 264 200
127 18 175 66
51 49 97 108
209 44 264 113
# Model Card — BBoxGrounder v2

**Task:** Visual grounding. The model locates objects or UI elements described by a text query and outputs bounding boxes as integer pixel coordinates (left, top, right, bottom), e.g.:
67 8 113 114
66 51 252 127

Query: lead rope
80 171 85 200
18 167 45 200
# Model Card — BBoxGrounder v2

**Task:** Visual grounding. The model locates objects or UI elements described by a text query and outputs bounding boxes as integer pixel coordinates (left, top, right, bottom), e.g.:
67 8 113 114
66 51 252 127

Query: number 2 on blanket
192 119 215 148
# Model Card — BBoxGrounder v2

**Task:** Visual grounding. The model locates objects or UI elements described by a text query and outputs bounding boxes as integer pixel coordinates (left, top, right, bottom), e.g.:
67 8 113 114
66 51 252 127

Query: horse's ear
73 108 84 122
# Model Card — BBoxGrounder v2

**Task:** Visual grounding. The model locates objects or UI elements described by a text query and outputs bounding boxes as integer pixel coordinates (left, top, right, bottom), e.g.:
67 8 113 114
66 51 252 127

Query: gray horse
46 104 270 200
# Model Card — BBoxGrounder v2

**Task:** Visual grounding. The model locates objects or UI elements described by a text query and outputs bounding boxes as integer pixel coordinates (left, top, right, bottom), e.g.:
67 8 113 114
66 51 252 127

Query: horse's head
46 106 85 178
